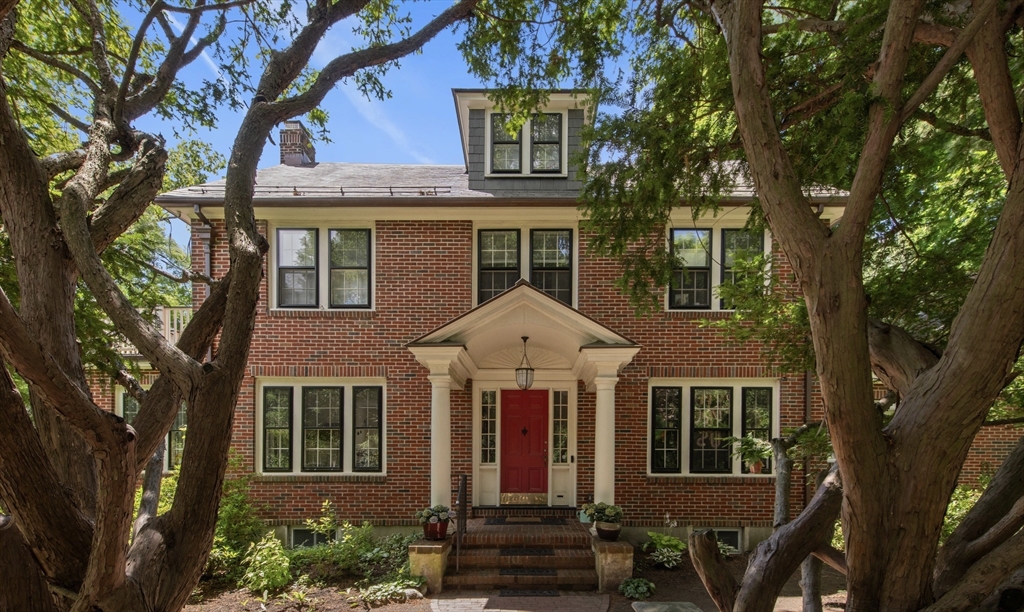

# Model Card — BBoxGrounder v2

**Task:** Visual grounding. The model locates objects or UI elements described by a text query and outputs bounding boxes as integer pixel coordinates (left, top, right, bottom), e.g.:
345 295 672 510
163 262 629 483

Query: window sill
663 310 735 320
267 309 376 319
646 474 774 484
483 173 569 179
255 473 387 483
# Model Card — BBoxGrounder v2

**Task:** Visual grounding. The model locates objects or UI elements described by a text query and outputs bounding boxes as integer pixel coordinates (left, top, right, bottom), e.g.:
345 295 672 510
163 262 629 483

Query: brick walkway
431 591 610 612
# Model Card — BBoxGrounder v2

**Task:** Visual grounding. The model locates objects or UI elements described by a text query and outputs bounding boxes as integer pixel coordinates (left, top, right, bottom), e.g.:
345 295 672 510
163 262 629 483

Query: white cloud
341 84 434 164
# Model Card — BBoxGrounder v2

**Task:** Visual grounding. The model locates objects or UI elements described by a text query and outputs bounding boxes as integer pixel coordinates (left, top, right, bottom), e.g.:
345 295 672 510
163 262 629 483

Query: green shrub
644 531 686 553
206 457 266 580
241 534 291 593
651 547 683 568
941 484 983 545
620 578 656 600
357 576 423 605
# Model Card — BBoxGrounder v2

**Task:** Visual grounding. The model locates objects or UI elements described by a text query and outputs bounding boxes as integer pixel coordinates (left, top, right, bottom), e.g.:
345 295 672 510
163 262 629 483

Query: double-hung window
275 227 372 309
720 229 765 309
260 383 384 474
530 114 562 173
491 114 521 173
120 392 188 470
479 230 521 303
649 381 776 475
530 229 572 305
329 229 371 308
278 229 318 307
478 228 574 306
669 229 712 309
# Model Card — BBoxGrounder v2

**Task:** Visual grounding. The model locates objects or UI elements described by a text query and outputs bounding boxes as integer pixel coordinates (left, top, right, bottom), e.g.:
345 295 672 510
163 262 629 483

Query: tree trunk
800 556 823 612
689 529 738 612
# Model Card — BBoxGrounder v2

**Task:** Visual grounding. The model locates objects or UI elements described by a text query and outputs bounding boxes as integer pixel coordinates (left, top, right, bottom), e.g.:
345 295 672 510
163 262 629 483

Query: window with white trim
488 112 566 176
119 392 187 471
274 227 372 309
668 227 769 311
649 380 777 475
258 382 384 474
481 390 497 464
478 228 574 306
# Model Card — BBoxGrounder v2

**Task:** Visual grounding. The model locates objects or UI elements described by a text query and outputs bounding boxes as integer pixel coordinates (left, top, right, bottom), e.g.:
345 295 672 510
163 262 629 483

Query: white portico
407 281 639 508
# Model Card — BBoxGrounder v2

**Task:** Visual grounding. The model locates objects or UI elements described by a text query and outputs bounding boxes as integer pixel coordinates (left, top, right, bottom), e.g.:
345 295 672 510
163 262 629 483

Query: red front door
501 389 548 502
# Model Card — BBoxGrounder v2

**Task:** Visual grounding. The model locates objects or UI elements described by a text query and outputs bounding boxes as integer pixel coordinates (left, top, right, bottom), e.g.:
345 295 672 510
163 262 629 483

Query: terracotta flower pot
423 520 449 540
749 461 763 474
595 521 621 541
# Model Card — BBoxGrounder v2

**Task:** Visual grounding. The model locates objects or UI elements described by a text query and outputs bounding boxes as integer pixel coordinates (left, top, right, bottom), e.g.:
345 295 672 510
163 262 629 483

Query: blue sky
136 5 491 247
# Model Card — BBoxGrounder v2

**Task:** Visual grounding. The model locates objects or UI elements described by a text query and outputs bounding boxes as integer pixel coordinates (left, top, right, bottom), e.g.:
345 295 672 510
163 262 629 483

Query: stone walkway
431 591 610 612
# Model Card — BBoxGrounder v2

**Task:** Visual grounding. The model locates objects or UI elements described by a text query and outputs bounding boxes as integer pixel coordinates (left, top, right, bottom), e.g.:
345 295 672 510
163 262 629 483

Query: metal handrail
454 474 467 573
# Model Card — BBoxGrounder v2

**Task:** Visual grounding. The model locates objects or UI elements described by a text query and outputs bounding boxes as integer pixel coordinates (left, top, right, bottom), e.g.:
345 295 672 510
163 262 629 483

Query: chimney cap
280 120 316 166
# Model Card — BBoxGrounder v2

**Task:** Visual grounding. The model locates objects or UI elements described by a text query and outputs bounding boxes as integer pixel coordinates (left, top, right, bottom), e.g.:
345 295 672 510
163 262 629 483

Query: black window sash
277 228 318 308
328 228 372 309
478 229 521 303
352 386 383 472
263 387 293 472
490 113 522 174
720 229 764 310
301 387 343 472
530 228 572 305
669 228 712 310
689 387 733 474
741 387 773 474
529 113 562 173
651 386 683 473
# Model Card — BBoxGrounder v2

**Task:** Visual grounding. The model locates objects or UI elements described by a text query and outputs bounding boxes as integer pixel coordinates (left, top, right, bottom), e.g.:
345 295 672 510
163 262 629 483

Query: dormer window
488 112 566 176
531 114 562 173
491 115 521 173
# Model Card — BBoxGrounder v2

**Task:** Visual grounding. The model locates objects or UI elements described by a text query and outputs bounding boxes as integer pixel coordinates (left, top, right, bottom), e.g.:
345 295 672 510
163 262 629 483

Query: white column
593 376 618 505
429 374 452 507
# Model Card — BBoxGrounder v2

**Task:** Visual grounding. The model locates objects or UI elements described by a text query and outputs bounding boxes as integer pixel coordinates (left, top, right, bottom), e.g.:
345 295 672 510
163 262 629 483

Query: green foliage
287 520 418 586
207 465 267 580
619 577 656 600
356 576 423 605
241 534 292 594
787 425 833 464
940 485 982 546
725 434 773 464
414 504 452 524
644 531 686 553
717 540 739 557
306 499 339 539
650 547 683 568
581 502 623 523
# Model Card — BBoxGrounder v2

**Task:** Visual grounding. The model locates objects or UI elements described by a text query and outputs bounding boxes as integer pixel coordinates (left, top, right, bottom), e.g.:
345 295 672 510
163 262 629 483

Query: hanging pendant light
516 336 535 390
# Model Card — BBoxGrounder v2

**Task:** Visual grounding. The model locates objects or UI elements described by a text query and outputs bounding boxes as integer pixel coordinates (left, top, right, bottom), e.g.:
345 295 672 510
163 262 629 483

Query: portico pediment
407 281 639 388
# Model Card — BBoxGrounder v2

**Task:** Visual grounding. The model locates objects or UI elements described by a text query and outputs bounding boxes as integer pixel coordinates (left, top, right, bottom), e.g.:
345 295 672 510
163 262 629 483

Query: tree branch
921 529 1024 612
867 319 940 396
9 40 102 93
132 439 164 539
40 149 88 179
89 135 167 253
913 109 991 140
811 544 847 576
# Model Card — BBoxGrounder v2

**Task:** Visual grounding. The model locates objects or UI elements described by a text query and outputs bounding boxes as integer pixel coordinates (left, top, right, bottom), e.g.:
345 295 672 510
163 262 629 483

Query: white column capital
593 376 619 392
574 346 640 392
408 344 477 390
427 373 453 389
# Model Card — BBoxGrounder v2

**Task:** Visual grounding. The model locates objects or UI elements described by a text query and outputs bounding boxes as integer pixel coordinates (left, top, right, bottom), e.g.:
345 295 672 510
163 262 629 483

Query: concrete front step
442 568 599 591
455 547 595 569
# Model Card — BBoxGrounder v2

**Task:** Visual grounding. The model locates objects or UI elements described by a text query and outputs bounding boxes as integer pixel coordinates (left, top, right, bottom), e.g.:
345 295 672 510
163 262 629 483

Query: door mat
500 568 557 576
499 547 555 556
485 517 567 525
498 589 560 597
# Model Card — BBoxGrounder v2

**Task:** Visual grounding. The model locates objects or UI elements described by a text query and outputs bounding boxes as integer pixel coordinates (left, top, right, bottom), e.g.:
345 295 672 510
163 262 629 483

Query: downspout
193 205 213 362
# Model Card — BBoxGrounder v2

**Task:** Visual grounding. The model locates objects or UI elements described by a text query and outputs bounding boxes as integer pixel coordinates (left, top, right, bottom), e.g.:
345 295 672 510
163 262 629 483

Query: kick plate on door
500 493 548 505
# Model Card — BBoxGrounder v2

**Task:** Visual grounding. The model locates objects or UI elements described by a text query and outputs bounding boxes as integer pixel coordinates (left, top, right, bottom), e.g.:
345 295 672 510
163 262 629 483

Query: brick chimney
279 121 316 166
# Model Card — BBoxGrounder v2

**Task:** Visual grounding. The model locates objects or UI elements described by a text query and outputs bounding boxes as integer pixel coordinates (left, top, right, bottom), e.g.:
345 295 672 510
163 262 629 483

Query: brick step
459 531 592 549
442 568 599 591
454 547 594 569
472 506 578 518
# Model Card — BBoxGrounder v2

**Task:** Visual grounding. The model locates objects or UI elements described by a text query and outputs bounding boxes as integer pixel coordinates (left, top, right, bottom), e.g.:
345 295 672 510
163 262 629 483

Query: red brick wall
960 424 1021 486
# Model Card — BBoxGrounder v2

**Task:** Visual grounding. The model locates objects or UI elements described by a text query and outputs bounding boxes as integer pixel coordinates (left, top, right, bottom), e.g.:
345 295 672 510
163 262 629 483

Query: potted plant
581 502 623 541
415 504 454 540
726 434 773 473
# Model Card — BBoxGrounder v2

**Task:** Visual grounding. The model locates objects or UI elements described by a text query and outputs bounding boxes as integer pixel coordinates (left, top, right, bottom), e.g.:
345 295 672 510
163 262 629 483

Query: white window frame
255 378 387 476
647 378 780 477
472 222 579 308
666 226 771 312
484 111 570 178
115 387 186 473
269 224 376 311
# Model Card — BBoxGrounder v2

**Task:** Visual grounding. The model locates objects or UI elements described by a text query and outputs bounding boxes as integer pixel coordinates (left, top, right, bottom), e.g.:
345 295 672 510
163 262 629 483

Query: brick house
143 90 1013 552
